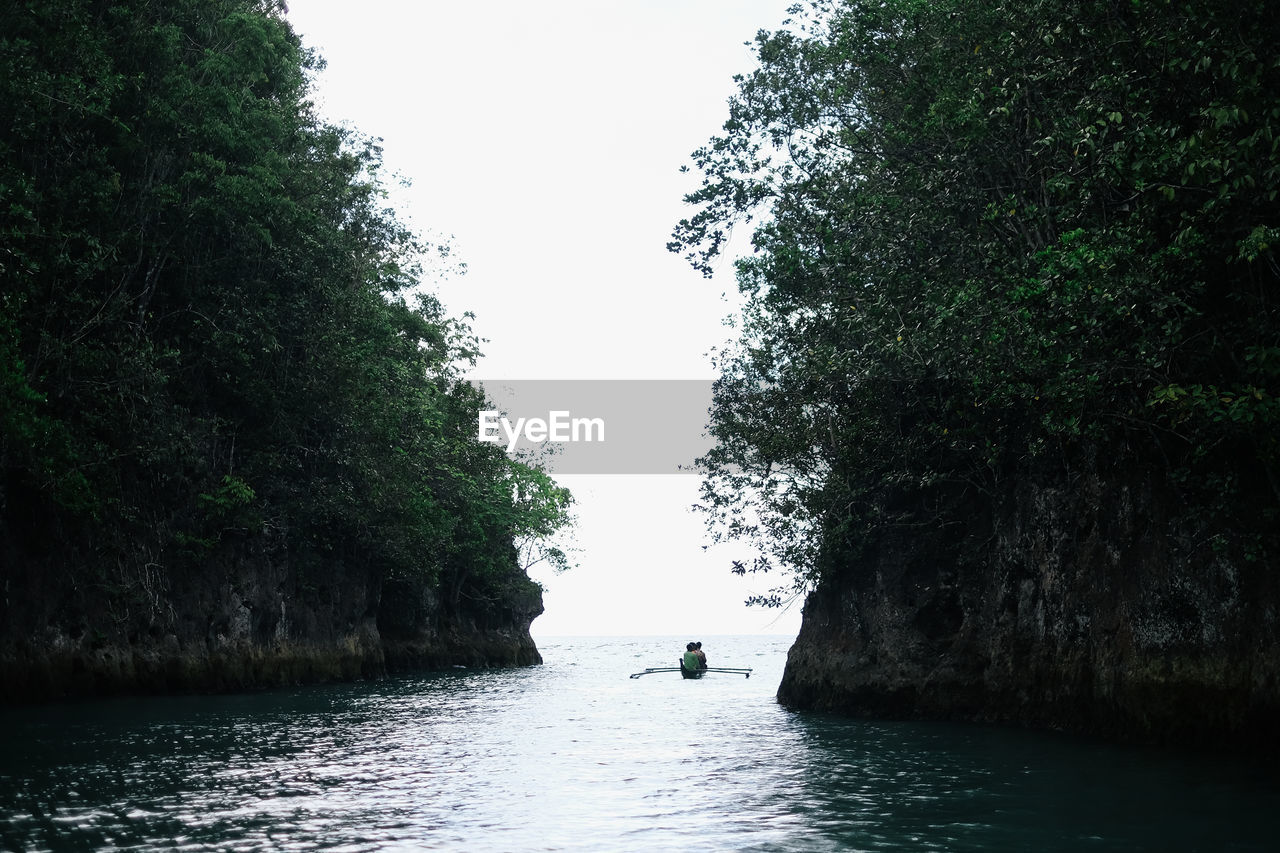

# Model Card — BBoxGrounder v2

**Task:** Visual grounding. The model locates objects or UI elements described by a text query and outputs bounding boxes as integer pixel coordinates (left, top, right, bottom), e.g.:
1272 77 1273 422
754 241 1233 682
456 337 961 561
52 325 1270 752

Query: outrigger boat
629 662 752 679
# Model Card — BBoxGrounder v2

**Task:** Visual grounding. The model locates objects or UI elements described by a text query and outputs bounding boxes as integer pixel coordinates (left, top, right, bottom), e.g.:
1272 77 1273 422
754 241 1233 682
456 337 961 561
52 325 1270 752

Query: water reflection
782 712 1278 852
1 637 1277 852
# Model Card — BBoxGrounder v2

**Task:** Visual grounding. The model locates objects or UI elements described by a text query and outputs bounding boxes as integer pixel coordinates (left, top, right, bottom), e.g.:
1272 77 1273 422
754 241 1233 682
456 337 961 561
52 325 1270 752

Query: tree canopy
1 0 570 626
673 0 1280 603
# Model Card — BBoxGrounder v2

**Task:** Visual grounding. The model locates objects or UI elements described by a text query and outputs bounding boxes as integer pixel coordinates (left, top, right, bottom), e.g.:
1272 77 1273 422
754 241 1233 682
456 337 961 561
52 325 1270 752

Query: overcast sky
287 0 803 637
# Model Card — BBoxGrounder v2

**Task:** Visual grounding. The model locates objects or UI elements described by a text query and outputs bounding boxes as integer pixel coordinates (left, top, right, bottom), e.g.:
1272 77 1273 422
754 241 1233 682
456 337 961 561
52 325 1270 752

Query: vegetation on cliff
673 0 1280 603
0 0 569 655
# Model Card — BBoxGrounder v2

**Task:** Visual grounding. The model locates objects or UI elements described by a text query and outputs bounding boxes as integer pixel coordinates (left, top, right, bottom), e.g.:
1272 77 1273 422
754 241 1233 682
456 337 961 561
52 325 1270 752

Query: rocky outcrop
0 540 543 703
377 573 544 670
777 453 1280 751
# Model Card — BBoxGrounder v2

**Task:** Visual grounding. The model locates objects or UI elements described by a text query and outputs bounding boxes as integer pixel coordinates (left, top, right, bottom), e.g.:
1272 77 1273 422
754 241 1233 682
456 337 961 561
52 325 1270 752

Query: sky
286 0 804 637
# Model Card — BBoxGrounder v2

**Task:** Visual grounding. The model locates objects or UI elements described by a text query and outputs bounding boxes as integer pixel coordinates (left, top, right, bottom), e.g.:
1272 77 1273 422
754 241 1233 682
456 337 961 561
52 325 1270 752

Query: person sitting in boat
693 642 707 669
682 642 701 673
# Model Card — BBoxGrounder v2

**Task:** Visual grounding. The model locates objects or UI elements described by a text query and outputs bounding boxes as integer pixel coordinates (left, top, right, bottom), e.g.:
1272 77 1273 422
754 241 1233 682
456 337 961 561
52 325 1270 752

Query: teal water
0 635 1276 851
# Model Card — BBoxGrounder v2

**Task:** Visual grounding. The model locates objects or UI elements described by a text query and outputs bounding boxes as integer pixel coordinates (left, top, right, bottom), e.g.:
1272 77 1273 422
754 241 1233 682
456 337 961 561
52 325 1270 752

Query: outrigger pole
629 667 753 679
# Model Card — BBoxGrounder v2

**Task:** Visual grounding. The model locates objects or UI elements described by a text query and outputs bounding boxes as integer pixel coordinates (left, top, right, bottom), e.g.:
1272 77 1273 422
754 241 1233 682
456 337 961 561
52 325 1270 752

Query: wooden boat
629 663 752 679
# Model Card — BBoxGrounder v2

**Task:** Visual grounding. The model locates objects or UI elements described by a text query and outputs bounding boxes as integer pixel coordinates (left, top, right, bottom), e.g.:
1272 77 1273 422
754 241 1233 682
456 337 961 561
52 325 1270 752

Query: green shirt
682 651 701 670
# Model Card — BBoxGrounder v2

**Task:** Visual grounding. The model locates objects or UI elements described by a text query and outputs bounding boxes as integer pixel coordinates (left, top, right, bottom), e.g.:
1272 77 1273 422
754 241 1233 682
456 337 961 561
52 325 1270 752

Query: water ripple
2 636 1278 851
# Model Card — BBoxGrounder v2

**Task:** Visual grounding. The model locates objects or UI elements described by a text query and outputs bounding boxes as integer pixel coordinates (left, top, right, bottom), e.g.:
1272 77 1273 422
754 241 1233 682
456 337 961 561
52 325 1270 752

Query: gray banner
470 380 716 474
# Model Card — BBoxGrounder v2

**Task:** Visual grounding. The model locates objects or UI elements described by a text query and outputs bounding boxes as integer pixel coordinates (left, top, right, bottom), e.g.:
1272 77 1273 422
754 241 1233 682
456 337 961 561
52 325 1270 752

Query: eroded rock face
378 572 544 671
0 543 544 702
777 458 1280 750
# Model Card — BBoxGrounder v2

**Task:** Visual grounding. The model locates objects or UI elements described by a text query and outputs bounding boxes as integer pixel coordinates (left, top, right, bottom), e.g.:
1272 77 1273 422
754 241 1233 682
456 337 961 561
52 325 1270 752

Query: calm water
1 634 1276 851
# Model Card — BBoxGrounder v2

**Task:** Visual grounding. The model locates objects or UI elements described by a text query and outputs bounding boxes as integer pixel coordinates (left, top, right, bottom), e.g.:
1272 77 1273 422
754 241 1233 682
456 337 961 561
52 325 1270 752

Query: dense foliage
0 0 569 623
673 0 1280 604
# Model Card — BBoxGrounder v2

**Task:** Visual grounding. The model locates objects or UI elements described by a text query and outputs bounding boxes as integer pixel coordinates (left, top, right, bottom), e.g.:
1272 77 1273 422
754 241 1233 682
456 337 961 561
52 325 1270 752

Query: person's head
695 642 702 649
686 642 696 651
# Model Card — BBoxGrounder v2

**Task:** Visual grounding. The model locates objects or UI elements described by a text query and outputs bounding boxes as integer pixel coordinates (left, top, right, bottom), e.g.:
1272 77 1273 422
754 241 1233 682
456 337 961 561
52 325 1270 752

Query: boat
629 662 752 679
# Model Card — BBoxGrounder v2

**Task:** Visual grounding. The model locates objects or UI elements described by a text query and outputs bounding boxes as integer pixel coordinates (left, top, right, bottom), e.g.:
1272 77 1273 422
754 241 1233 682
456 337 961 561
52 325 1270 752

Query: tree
1 0 571 646
672 0 1280 601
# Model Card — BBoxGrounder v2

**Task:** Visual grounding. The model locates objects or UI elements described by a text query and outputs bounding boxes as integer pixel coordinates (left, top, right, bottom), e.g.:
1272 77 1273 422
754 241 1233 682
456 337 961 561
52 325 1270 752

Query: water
1 635 1276 851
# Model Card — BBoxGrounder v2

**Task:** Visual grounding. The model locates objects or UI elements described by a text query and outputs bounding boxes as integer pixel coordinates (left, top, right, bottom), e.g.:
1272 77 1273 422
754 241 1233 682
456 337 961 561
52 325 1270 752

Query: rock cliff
776 452 1280 751
0 539 543 703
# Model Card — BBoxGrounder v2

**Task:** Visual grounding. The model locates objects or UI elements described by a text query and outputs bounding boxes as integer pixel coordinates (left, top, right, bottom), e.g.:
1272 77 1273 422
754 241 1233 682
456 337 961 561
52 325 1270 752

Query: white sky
287 0 803 637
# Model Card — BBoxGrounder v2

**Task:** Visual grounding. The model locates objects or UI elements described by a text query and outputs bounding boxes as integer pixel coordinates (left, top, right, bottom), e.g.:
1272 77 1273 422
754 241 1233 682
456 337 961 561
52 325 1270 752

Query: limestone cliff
776 452 1280 751
0 538 543 703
